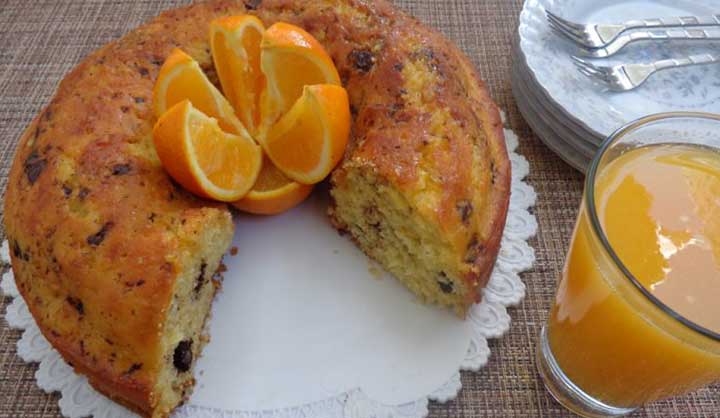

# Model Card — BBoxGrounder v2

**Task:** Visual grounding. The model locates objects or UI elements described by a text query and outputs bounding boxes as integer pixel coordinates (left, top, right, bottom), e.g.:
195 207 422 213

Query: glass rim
585 111 720 343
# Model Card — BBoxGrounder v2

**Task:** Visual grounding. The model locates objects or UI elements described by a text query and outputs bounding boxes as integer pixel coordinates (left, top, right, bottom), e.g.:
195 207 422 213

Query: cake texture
2 0 510 417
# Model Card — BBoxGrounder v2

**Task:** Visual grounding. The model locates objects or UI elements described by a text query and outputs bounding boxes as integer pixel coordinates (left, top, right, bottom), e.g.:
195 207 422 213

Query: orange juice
547 144 720 408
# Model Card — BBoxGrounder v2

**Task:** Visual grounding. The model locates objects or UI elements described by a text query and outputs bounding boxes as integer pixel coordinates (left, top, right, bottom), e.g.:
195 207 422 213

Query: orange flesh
266 99 324 173
232 155 313 215
213 26 264 133
243 29 264 129
252 156 295 191
164 65 239 135
547 144 720 407
188 113 257 190
264 50 336 125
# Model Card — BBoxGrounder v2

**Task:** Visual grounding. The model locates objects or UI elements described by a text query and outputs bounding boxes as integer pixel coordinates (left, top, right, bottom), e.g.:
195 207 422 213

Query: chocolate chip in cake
33 124 43 141
438 280 454 294
62 184 73 197
133 96 145 104
414 47 440 72
111 163 131 176
456 200 473 224
66 296 84 316
194 261 207 294
244 0 261 10
12 240 22 259
87 222 114 246
125 279 145 288
349 49 375 73
78 187 90 200
120 106 130 113
464 235 486 263
437 272 454 294
11 240 29 262
173 340 193 372
138 67 149 77
24 150 47 185
124 363 143 375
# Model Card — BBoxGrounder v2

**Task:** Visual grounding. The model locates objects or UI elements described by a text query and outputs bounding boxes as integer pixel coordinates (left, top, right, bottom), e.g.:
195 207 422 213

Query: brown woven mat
0 1 717 417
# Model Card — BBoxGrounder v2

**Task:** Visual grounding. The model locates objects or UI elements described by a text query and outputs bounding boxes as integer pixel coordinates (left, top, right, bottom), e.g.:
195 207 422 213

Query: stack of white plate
513 0 720 172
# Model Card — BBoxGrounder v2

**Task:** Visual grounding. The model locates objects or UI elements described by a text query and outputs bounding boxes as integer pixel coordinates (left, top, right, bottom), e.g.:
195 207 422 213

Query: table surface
0 1 718 417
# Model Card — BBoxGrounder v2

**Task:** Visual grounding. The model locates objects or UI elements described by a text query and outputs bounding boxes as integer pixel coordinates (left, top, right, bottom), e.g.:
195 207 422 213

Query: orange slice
153 48 249 136
210 15 265 135
232 156 313 215
152 100 262 202
263 84 350 184
260 22 341 132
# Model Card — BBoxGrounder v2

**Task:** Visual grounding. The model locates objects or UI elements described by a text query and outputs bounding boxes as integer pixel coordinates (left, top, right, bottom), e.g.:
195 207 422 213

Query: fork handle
652 53 720 72
620 15 720 30
628 27 720 42
592 15 720 45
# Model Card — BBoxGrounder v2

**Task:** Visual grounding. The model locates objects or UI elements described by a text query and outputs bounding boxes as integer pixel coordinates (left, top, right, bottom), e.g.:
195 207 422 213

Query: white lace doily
1 120 536 418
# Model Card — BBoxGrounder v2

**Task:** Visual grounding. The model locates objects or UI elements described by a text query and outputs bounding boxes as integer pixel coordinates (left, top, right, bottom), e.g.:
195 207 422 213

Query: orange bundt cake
3 1 510 416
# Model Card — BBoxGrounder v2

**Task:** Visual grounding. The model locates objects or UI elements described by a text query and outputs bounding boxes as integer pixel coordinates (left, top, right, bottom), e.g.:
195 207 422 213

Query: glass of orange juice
537 112 720 417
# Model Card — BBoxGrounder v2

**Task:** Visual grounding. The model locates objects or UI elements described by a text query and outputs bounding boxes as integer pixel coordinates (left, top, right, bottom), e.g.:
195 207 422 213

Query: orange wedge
210 15 265 135
153 48 249 136
232 156 313 215
153 100 262 202
260 22 341 131
263 84 350 184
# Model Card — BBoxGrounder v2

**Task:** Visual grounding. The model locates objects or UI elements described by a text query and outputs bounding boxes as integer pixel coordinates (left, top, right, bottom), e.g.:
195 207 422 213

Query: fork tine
573 61 615 83
573 61 601 76
545 10 586 30
571 56 607 73
546 13 587 38
576 67 599 79
576 66 613 86
571 58 614 79
547 19 587 45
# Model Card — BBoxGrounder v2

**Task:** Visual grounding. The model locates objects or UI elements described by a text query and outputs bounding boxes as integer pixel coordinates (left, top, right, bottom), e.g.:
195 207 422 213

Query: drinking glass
536 112 720 417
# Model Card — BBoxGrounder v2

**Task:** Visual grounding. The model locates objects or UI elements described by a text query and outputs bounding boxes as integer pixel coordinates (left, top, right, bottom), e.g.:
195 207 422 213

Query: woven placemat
0 1 718 417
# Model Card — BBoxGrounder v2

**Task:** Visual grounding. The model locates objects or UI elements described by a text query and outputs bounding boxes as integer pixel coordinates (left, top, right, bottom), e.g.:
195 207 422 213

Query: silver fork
572 54 719 91
546 10 720 49
574 27 720 58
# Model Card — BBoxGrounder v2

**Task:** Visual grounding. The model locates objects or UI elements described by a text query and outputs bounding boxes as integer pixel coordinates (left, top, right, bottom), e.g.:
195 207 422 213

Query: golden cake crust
3 2 244 416
3 0 509 416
